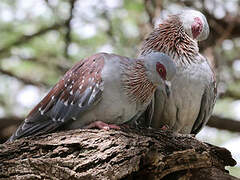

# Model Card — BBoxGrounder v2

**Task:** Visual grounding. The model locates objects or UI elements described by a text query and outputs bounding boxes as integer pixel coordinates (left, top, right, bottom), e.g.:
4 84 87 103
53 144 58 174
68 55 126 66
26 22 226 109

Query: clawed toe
160 125 169 131
84 121 121 130
173 132 195 138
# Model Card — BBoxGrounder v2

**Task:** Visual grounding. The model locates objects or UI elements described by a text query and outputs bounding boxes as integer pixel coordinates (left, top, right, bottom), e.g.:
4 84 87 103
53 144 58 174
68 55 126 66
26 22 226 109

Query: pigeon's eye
156 62 166 80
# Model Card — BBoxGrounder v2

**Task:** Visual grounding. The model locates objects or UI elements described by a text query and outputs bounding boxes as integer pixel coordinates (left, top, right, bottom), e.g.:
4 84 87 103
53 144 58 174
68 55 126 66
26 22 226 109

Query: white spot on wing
72 117 76 120
64 101 68 106
51 96 55 100
70 90 73 95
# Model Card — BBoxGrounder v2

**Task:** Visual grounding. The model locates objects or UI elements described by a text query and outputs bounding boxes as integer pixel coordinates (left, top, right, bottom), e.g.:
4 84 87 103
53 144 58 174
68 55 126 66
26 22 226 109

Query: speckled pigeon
8 52 176 142
139 9 217 134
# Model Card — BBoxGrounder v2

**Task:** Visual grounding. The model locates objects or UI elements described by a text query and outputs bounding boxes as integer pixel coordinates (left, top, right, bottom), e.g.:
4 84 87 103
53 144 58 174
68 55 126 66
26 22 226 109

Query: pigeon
139 9 217 134
8 52 176 142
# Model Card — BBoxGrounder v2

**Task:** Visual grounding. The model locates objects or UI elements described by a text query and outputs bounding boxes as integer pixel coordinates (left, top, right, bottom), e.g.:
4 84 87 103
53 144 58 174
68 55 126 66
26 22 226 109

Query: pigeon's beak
164 80 171 97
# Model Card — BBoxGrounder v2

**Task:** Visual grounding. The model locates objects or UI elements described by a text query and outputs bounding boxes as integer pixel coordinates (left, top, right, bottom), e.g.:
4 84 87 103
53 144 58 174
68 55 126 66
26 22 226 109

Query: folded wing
8 53 105 141
191 56 217 134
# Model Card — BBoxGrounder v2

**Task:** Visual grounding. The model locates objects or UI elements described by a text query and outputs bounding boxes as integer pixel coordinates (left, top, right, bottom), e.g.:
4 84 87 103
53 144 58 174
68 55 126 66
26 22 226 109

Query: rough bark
0 128 238 180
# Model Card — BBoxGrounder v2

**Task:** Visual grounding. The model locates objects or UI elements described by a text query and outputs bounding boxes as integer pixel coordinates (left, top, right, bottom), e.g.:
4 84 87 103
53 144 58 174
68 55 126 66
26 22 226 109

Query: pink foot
84 121 121 130
161 125 169 131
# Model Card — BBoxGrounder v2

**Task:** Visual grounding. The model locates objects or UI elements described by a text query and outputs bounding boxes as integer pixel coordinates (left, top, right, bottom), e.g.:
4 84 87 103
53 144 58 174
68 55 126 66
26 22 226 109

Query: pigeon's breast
162 60 213 133
68 56 143 128
90 57 145 124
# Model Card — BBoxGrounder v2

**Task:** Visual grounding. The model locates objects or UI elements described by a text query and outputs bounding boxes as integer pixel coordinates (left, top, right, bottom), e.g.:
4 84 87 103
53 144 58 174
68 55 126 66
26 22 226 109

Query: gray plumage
8 52 176 142
139 9 217 134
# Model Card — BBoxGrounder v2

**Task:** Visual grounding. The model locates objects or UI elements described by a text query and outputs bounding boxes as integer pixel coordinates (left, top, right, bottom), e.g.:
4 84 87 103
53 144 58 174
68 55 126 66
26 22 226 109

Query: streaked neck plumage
140 15 199 66
120 59 157 104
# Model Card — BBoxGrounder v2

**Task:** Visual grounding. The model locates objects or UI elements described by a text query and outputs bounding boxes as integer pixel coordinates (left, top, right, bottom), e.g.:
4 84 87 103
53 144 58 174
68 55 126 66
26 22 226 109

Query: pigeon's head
179 9 209 41
143 52 176 96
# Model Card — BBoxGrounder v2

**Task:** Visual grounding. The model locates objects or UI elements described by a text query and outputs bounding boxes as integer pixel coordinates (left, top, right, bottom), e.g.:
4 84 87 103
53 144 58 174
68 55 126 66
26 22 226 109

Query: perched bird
8 52 176 142
139 9 217 134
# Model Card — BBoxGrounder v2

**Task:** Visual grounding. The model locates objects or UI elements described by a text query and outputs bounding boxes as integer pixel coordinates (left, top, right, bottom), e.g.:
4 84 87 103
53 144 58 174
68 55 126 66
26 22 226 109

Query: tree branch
0 68 49 87
219 89 240 101
64 0 76 58
101 10 117 44
144 0 155 27
0 116 22 131
0 23 66 58
0 128 238 179
0 116 22 143
19 56 70 73
208 115 240 132
199 11 240 50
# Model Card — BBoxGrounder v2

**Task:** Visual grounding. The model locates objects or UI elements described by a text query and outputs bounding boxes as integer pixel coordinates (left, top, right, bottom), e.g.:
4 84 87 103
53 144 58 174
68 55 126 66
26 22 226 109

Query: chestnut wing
8 54 105 141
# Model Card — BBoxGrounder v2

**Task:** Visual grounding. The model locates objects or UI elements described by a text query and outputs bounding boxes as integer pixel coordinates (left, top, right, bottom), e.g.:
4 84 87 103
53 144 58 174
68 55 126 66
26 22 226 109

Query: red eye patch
191 17 203 39
156 62 166 80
